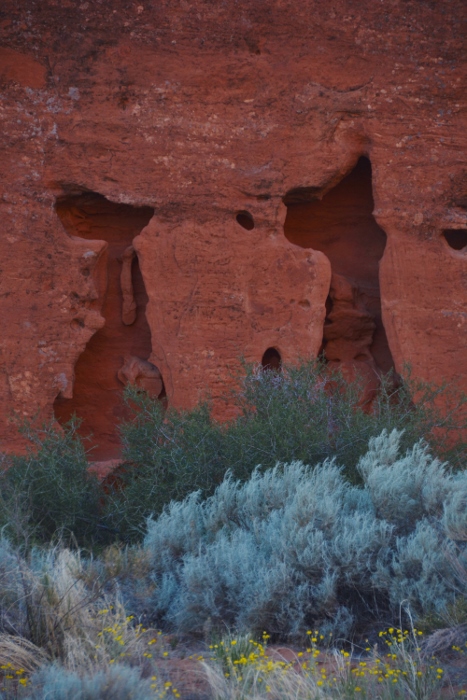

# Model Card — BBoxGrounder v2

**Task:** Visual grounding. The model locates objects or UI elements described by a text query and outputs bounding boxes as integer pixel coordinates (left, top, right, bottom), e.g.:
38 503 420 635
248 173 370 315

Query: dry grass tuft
421 624 467 658
0 634 48 674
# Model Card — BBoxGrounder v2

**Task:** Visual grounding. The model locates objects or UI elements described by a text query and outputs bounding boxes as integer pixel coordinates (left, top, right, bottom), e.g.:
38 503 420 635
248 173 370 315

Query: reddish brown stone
52 195 154 458
0 48 46 89
0 0 466 457
118 356 163 399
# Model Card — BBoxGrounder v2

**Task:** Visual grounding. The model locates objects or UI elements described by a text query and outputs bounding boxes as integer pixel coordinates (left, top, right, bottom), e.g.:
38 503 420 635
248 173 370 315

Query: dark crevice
53 192 162 460
236 211 255 230
443 229 467 251
262 347 282 371
284 157 394 399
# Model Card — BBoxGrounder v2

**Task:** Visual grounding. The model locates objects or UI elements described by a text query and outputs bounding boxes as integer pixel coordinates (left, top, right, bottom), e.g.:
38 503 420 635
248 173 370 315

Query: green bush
143 430 467 639
105 360 466 541
1 360 465 546
103 400 228 541
0 420 101 547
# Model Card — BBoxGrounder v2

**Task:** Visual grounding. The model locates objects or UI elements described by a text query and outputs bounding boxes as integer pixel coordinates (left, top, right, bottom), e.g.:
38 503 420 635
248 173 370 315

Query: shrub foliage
143 429 467 639
25 664 158 700
0 421 101 547
1 360 465 548
106 361 466 540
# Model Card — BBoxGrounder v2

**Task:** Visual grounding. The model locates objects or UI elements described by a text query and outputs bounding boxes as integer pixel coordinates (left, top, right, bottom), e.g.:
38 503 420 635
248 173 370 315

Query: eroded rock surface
1 0 466 456
118 356 164 399
120 246 137 327
323 273 381 407
52 194 154 458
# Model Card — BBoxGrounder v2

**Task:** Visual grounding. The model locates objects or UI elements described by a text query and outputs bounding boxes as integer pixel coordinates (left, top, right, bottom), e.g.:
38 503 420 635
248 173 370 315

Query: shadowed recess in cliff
53 192 159 460
236 210 255 230
443 229 467 251
261 347 282 371
283 156 394 376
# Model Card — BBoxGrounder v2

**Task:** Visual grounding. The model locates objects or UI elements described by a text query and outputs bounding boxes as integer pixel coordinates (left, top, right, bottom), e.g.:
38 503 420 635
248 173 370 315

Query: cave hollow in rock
443 229 467 251
53 192 158 460
236 210 255 230
283 156 394 382
261 347 282 371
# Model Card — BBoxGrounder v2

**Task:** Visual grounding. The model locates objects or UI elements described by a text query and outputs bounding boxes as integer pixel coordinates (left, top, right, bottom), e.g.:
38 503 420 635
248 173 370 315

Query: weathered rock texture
52 194 155 457
1 0 466 457
284 156 392 404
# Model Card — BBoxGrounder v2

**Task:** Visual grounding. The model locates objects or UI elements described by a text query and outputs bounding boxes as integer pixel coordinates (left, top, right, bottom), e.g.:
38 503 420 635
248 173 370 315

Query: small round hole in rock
261 347 282 371
236 211 255 230
443 229 467 251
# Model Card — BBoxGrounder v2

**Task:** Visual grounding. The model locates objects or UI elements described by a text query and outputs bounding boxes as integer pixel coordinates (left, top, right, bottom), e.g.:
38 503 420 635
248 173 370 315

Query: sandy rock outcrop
0 0 466 458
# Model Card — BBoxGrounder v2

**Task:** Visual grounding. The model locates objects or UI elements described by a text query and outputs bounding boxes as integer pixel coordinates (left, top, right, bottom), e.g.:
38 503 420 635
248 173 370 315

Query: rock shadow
284 157 394 402
53 192 162 459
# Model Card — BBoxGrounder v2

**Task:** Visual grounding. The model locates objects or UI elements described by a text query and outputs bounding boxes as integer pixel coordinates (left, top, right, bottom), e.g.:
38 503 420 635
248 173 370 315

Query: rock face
0 0 466 458
52 194 155 457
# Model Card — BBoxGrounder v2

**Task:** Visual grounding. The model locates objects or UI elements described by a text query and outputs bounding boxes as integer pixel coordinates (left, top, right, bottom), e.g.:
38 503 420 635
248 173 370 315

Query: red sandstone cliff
0 0 466 458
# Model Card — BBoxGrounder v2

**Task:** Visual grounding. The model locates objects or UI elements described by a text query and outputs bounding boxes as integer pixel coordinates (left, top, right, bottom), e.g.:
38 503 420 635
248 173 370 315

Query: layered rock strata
0 0 466 457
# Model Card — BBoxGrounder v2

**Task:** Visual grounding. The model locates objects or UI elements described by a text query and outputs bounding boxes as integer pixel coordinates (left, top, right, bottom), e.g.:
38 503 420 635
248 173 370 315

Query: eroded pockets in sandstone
283 156 395 404
53 192 164 459
236 210 255 230
443 229 467 252
261 347 282 371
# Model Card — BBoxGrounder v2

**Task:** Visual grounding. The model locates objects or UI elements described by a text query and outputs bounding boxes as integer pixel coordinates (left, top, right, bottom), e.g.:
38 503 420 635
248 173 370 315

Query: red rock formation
284 157 393 374
0 0 466 457
117 356 163 399
120 246 138 327
284 157 393 403
53 194 155 458
323 273 381 407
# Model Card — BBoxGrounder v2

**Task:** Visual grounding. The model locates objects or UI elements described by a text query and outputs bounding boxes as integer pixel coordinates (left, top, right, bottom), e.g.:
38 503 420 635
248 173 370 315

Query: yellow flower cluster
0 663 29 692
203 627 467 697
95 611 138 662
94 609 180 698
149 675 181 699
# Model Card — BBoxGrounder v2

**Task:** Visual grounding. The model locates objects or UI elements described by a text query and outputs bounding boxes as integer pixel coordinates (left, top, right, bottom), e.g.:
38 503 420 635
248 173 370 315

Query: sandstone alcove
261 347 282 371
283 157 394 382
53 192 159 459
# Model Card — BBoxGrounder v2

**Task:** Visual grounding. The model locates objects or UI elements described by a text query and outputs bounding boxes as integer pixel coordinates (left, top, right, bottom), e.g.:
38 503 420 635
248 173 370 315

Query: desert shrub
23 664 159 700
0 543 101 659
0 538 166 675
103 401 227 541
0 421 102 547
22 547 105 659
108 361 466 541
144 430 467 640
358 431 452 533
